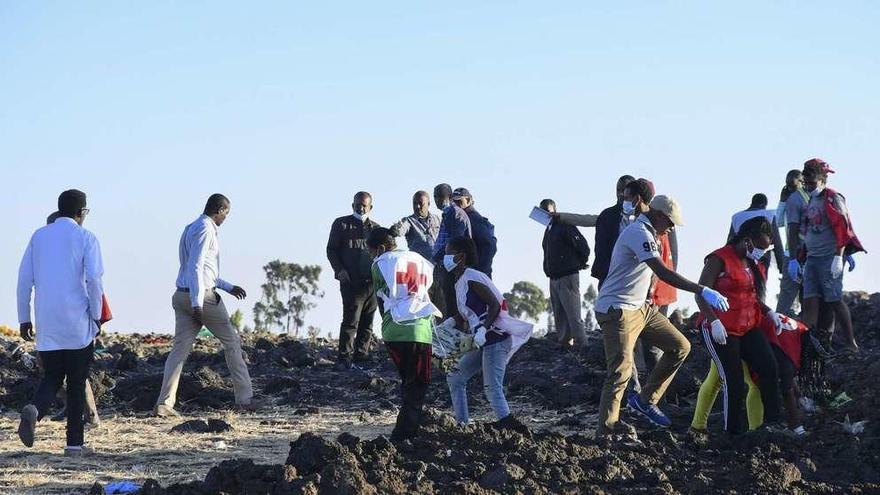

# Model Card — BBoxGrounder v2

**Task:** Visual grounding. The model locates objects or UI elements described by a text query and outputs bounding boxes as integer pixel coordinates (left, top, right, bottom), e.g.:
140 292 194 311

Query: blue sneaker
627 393 671 428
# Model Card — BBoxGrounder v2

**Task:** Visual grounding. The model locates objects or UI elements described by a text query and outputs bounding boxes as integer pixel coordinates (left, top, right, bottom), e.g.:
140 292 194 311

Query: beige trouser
156 291 254 408
596 304 691 431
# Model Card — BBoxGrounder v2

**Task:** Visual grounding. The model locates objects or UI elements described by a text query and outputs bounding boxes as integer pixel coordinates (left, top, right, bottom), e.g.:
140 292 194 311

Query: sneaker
153 405 181 418
627 394 672 428
63 446 95 457
18 404 38 447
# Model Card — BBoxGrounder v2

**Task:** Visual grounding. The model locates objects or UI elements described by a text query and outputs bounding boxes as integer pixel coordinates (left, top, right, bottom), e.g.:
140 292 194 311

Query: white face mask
622 201 636 215
352 212 369 221
443 254 459 272
747 246 768 261
810 186 825 198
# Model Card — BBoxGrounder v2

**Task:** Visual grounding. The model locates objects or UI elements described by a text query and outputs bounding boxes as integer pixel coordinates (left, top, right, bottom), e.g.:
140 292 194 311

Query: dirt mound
152 408 878 494
170 419 234 434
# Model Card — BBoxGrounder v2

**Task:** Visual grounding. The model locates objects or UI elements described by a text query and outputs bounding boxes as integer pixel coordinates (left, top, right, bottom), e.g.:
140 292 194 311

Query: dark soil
4 292 880 494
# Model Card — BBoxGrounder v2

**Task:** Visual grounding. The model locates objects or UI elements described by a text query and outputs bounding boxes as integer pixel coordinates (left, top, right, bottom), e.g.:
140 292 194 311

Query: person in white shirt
16 189 104 457
594 196 730 439
154 194 256 417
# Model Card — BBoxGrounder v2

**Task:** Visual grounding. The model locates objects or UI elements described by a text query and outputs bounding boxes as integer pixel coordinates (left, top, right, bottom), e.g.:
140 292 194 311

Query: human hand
830 256 844 279
701 287 730 312
710 320 727 345
229 286 247 300
20 322 34 342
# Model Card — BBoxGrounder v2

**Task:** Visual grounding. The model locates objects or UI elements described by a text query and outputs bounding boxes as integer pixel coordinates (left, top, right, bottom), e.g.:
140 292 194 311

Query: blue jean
446 338 512 424
803 255 843 302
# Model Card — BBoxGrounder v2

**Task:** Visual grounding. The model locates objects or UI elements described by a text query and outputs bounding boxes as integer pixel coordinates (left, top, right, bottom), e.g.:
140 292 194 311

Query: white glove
710 320 728 346
701 287 730 312
831 255 844 279
767 310 784 336
474 326 487 347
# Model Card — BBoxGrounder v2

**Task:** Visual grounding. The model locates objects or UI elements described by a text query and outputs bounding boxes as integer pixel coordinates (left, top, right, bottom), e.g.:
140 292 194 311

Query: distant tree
582 284 598 332
230 309 244 332
253 260 324 335
504 281 549 322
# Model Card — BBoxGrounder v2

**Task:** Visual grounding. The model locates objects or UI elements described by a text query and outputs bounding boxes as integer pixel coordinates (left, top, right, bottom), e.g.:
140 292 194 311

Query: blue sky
2 2 878 335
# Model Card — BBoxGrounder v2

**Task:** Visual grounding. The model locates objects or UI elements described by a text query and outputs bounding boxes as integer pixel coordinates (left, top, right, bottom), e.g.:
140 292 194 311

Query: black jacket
464 206 497 277
326 215 381 287
543 221 591 279
591 203 623 285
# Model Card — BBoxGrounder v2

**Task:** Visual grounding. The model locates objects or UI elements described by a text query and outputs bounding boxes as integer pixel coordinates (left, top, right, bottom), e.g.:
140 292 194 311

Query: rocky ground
2 292 879 494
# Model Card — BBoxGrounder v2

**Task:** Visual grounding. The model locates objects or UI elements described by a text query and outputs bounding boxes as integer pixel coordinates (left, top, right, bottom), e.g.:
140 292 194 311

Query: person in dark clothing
540 199 591 346
593 175 636 288
433 184 472 319
452 187 497 278
327 191 381 368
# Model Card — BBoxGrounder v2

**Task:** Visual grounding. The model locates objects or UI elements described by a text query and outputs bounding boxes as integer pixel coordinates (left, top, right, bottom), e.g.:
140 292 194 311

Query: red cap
804 158 835 174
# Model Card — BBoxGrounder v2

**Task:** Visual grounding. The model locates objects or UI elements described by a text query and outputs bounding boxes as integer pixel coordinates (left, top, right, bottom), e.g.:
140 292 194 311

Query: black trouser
702 328 781 435
33 343 94 447
385 342 432 441
772 345 796 394
338 282 377 361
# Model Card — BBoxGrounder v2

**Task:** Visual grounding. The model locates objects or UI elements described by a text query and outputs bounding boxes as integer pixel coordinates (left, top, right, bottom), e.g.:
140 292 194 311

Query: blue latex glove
846 255 856 272
787 259 802 282
701 287 730 312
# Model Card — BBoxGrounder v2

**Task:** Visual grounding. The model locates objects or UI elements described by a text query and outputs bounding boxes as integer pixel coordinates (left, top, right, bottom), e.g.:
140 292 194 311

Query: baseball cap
649 195 685 226
804 158 835 174
452 188 472 200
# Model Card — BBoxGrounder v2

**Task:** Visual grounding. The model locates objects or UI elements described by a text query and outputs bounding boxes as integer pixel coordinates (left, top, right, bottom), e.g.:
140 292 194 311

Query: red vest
710 245 763 336
652 233 678 306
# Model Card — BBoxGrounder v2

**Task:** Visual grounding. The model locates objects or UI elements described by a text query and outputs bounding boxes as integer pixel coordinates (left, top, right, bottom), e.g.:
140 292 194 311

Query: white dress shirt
17 218 104 352
176 215 234 308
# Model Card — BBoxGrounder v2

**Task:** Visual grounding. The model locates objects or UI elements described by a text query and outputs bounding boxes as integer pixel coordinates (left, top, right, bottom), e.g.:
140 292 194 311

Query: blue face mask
443 255 459 272
622 201 636 215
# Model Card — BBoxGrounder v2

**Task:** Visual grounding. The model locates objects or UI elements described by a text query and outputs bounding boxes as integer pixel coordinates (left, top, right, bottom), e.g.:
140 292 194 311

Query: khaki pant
549 273 587 345
156 291 254 408
596 304 690 431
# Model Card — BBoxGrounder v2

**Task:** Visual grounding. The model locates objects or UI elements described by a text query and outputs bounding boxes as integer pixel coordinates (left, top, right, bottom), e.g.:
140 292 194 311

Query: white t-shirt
730 208 776 235
595 215 661 313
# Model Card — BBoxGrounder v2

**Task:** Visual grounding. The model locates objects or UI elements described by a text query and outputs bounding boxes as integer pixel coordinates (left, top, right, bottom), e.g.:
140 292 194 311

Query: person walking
695 216 786 435
155 194 256 416
327 191 381 368
539 199 591 347
367 228 436 442
16 189 104 456
595 195 729 438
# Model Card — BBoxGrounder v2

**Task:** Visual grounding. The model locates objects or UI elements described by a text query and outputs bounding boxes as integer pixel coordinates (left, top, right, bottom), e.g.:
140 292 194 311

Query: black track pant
702 327 781 435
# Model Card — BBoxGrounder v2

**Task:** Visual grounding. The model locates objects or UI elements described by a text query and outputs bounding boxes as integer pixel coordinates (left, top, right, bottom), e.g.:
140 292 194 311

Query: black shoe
597 420 639 445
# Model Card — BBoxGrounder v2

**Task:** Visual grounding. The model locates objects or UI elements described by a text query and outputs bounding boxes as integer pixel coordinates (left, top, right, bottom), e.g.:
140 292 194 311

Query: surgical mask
747 246 767 261
443 255 459 272
810 186 825 198
622 201 636 215
352 212 369 222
